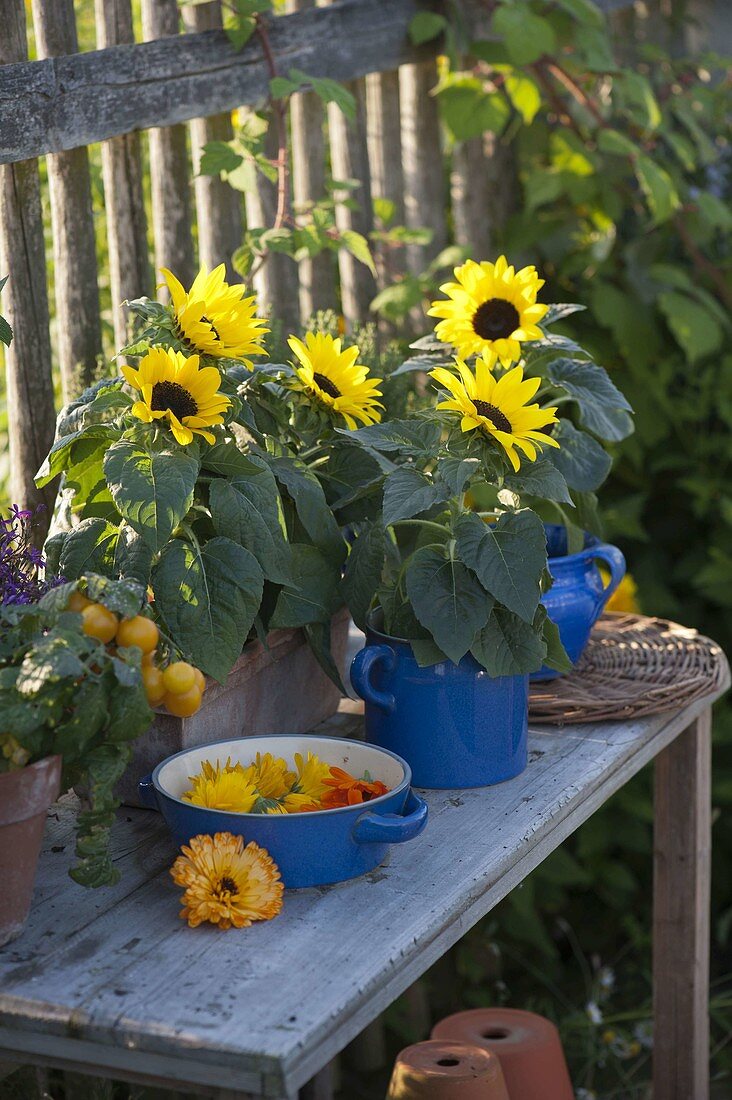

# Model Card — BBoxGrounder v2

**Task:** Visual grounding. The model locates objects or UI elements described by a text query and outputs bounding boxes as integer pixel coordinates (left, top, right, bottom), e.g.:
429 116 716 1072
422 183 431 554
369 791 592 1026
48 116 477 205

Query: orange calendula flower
170 832 283 929
321 766 389 809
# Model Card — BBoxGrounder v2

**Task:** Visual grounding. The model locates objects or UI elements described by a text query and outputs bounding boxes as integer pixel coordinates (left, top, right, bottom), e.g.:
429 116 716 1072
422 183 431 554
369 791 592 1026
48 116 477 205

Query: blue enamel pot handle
350 644 397 713
590 543 626 623
352 790 428 845
138 774 159 810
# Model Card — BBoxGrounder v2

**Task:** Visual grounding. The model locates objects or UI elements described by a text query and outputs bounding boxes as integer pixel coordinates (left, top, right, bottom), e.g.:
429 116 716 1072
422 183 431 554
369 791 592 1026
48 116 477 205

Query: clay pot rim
0 754 62 827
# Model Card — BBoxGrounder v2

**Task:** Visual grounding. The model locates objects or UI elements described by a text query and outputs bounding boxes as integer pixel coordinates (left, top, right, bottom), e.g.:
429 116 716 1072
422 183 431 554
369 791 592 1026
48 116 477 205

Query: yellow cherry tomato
162 661 196 695
142 665 166 707
67 591 92 613
142 650 157 668
81 603 118 645
193 667 206 694
116 615 160 655
163 685 202 718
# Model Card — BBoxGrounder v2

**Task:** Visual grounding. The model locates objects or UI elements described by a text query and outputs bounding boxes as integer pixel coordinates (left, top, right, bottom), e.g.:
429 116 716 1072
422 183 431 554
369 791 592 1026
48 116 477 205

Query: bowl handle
352 790 428 845
590 543 626 622
138 774 159 810
350 644 396 713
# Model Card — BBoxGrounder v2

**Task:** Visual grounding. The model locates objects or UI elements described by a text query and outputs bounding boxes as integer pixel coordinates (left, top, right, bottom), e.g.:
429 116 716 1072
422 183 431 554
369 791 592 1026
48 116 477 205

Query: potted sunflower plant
342 255 633 786
36 264 386 800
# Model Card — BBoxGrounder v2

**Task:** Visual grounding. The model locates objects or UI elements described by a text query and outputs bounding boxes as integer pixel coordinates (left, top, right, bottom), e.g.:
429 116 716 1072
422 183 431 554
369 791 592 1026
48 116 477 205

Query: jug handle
350 645 396 714
590 544 626 623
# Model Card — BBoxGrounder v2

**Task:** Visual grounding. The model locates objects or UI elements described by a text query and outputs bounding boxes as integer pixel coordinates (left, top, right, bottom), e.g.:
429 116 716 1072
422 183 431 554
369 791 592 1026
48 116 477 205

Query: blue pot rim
149 733 412 819
545 524 604 569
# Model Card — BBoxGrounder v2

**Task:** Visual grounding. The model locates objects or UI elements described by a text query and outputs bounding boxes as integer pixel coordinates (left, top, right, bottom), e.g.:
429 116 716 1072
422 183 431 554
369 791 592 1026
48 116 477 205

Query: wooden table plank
0 693 724 1098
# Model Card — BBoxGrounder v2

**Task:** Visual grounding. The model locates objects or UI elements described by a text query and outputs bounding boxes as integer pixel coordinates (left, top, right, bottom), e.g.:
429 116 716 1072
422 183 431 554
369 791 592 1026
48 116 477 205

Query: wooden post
31 0 102 401
0 0 57 533
399 58 448 273
182 1 243 281
327 78 375 326
141 0 196 297
94 0 151 353
451 133 517 260
285 0 335 321
244 117 301 339
653 708 712 1100
365 69 405 289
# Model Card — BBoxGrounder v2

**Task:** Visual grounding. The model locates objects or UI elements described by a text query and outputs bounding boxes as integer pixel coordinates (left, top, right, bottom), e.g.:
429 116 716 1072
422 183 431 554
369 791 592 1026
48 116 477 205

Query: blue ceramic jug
351 618 528 789
535 524 626 682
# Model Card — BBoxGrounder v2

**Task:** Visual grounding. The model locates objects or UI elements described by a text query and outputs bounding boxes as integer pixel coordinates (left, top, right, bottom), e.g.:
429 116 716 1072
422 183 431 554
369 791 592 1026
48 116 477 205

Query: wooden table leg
653 707 712 1100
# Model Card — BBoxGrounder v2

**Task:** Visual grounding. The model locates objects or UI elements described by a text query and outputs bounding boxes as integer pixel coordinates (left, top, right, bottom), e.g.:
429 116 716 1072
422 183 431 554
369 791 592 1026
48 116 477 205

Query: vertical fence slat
244 117 301 339
95 0 151 353
366 69 406 290
31 0 102 401
451 133 517 260
0 0 57 530
400 58 448 272
182 1 244 281
141 0 196 295
327 78 374 326
286 0 335 321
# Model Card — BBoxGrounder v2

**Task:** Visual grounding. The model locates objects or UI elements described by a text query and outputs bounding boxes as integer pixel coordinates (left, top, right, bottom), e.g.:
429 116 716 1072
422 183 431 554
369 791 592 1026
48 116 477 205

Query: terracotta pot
386 1039 510 1100
116 608 350 806
432 1009 574 1100
0 755 62 947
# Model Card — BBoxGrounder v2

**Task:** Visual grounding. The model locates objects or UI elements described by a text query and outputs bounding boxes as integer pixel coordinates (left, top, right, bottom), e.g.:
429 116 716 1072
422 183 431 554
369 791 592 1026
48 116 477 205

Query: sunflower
171 833 283 929
182 761 259 813
161 263 268 365
287 332 384 430
122 346 231 446
428 256 548 366
430 356 560 473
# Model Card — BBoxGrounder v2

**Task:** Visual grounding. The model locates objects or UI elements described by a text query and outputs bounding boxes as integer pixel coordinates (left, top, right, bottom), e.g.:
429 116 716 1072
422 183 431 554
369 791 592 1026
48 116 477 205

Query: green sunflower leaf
269 544 341 629
269 455 346 566
209 464 292 586
504 460 573 505
341 522 385 631
103 440 199 553
454 509 546 623
549 420 612 492
383 468 450 527
471 607 546 677
406 547 492 665
541 358 634 442
57 518 118 579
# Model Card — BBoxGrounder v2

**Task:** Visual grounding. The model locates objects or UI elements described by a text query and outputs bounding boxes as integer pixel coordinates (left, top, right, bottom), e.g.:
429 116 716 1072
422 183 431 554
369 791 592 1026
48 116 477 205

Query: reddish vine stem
254 12 291 232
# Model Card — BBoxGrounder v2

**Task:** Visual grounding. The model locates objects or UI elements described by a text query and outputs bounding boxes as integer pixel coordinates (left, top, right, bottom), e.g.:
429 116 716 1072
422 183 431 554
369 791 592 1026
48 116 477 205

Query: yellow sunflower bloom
182 764 259 813
428 256 548 366
122 346 231 446
430 355 560 473
287 332 384 430
171 832 283 929
161 263 268 365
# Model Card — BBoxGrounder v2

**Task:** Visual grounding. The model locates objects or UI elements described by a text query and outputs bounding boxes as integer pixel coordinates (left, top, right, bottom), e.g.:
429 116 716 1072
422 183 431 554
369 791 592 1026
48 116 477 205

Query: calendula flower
161 263 268 365
428 256 547 366
321 766 389 809
286 332 384 430
171 832 283 929
122 346 230 446
282 752 331 813
249 752 295 801
430 356 559 473
182 763 259 813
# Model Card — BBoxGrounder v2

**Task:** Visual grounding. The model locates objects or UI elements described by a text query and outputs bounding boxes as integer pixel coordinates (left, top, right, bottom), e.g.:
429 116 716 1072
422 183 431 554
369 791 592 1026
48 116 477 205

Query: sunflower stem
390 519 449 538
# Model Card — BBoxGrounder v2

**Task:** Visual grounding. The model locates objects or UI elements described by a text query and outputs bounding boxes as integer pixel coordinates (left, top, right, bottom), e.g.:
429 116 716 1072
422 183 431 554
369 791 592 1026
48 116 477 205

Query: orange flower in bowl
321 766 390 809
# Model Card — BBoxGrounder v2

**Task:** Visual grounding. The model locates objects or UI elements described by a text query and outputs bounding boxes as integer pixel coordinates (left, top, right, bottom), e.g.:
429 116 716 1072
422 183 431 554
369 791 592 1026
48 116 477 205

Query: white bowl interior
157 735 406 803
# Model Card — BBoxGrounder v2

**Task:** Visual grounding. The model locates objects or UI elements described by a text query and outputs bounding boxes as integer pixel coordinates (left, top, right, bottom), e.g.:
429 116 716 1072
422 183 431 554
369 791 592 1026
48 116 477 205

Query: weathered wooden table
0 683 727 1100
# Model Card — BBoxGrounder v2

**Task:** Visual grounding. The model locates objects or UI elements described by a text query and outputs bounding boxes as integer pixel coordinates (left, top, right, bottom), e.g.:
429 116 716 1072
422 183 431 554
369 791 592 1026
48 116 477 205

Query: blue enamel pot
533 524 626 682
138 734 428 889
351 618 528 789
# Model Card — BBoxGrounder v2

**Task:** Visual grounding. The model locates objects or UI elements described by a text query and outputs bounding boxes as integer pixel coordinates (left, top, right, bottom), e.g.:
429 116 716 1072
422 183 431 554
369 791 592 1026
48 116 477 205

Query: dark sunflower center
218 876 238 896
473 400 512 434
472 298 520 341
150 380 198 420
201 314 221 341
313 372 341 399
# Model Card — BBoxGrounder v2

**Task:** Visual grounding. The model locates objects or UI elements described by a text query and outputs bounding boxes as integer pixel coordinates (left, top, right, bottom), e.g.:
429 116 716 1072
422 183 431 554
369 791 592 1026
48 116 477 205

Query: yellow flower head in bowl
287 332 384 430
161 263 269 365
171 832 283 929
182 760 258 813
428 256 548 366
123 346 231 446
430 355 559 473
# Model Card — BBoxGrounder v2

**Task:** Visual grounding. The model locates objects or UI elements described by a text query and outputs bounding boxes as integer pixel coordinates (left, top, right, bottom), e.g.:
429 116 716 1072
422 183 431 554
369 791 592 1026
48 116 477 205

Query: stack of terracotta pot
386 1008 574 1100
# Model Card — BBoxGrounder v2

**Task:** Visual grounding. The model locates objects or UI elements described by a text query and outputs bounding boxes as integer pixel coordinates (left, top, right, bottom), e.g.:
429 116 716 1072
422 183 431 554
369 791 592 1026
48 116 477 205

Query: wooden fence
0 0 629 528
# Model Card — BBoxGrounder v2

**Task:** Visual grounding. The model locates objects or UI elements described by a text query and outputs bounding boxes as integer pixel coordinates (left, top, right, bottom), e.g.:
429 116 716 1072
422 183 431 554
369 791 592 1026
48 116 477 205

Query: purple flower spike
0 505 63 605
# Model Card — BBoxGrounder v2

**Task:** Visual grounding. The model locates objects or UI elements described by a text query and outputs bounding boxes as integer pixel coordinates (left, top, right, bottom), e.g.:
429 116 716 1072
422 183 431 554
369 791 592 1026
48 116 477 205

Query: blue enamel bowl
138 734 428 889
